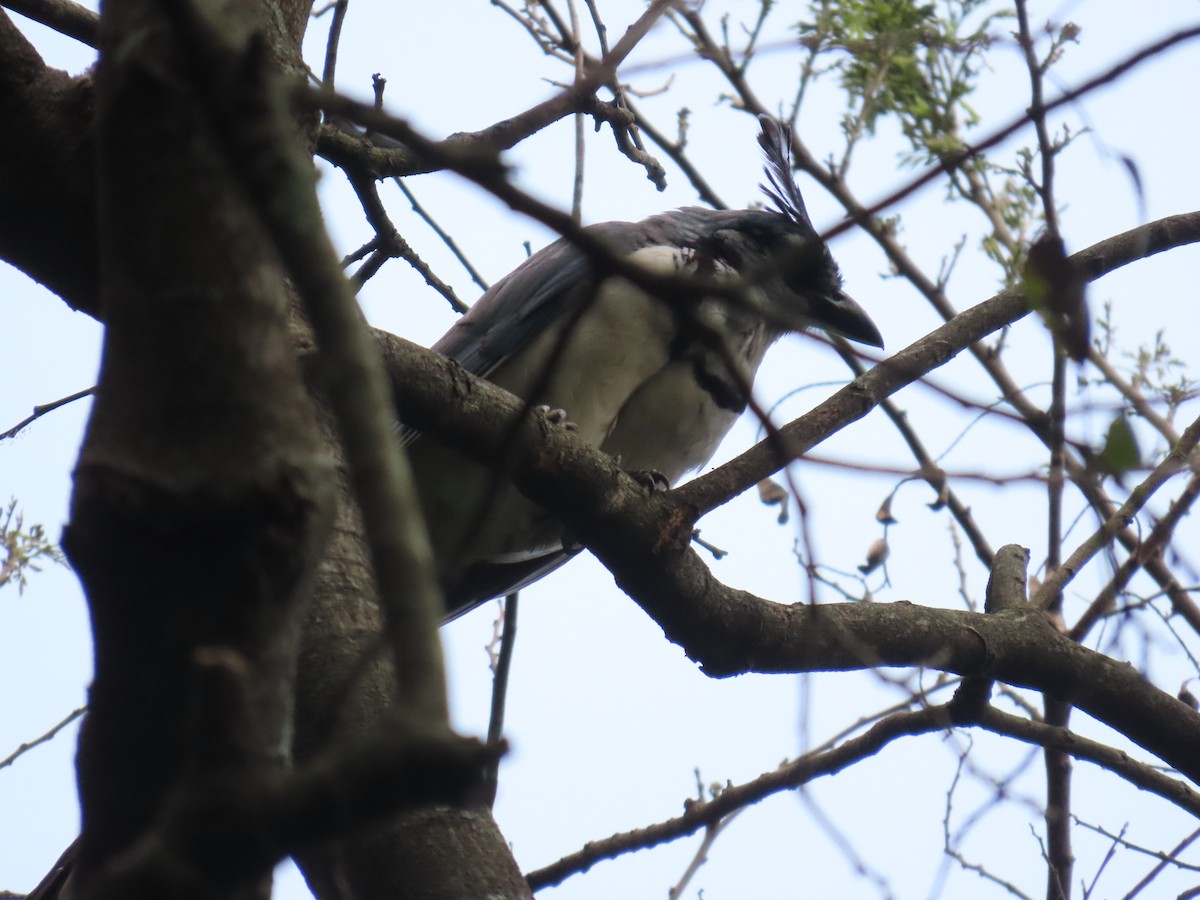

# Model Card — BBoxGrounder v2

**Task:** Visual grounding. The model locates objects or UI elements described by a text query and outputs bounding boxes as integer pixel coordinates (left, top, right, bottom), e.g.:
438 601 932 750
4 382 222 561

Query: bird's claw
631 469 671 493
535 404 578 431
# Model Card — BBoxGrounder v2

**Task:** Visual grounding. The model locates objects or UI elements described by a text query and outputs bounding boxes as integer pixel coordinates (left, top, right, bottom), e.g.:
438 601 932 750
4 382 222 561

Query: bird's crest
757 115 811 226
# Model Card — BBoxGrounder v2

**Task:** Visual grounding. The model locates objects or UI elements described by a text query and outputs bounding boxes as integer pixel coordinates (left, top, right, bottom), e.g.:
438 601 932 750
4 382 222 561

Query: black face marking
690 359 748 413
666 316 750 414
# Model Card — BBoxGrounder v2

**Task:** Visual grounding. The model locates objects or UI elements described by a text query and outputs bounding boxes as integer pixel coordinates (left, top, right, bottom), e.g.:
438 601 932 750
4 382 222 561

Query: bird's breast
417 243 762 576
487 245 689 447
600 360 742 482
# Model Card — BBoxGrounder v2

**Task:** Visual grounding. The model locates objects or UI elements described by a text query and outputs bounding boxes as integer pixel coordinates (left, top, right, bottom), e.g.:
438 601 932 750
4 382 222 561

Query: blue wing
432 220 657 378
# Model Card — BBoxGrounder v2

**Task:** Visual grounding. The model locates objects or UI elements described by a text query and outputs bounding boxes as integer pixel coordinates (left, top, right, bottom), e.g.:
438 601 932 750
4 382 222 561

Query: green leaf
1096 415 1141 477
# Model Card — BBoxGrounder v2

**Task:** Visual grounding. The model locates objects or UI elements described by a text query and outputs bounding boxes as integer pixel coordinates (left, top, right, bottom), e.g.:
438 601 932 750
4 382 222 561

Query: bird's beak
811 289 884 348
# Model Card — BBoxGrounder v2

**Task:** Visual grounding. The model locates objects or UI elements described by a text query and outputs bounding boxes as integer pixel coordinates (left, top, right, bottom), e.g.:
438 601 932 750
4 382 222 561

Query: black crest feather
757 115 811 226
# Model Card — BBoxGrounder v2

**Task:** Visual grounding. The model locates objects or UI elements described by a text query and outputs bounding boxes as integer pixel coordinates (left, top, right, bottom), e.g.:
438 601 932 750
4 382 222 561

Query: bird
407 115 883 620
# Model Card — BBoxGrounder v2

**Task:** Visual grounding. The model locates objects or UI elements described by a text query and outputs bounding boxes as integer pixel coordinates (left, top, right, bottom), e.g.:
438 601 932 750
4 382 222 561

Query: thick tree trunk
292 403 531 899
63 0 333 895
45 0 530 895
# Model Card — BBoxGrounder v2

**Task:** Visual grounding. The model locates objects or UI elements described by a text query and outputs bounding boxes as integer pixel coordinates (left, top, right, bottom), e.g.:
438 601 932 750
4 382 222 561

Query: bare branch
316 0 677 181
1033 413 1200 609
394 178 490 292
484 593 518 803
679 214 1200 516
1 0 98 47
1 387 94 441
527 704 953 890
344 167 469 311
318 0 348 87
0 707 86 769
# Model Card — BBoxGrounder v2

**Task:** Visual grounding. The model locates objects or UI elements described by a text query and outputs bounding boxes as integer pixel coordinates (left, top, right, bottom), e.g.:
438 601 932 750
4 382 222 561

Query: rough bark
0 9 98 314
291 400 531 899
64 0 333 894
39 0 527 896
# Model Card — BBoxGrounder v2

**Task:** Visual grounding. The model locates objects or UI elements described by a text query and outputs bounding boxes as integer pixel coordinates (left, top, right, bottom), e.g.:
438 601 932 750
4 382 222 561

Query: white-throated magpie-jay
408 116 883 619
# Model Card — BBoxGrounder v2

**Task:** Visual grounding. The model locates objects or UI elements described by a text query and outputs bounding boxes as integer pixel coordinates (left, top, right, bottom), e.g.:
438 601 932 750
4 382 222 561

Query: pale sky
3 2 1200 898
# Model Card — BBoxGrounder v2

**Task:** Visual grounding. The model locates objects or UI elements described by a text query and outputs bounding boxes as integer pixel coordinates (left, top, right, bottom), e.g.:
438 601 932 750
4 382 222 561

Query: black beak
811 289 884 348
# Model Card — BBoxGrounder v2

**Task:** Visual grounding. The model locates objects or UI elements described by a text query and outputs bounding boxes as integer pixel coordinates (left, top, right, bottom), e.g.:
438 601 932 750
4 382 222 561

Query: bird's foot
630 468 671 493
534 404 578 431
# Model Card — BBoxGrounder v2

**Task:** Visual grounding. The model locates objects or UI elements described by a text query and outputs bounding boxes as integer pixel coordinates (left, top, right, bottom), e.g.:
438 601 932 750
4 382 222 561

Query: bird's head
692 116 884 349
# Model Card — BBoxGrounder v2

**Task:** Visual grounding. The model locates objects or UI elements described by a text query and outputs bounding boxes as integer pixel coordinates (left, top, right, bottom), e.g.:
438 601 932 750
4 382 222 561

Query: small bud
876 494 898 525
757 477 789 524
858 538 889 574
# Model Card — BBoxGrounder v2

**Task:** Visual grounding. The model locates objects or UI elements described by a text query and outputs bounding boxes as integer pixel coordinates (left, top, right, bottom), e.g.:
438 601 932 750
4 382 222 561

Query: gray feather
405 117 882 618
757 115 812 226
433 221 654 377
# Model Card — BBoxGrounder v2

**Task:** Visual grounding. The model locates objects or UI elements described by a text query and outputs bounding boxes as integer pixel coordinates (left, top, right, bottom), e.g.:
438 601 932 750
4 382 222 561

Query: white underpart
414 244 774 567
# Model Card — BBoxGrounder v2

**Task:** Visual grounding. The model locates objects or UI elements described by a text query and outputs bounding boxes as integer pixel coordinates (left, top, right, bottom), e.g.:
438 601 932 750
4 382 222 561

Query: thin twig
833 341 995 568
567 0 585 223
1123 826 1200 898
625 100 727 208
527 704 953 890
1034 411 1200 608
0 707 86 769
528 696 1200 891
320 0 349 88
1046 349 1067 608
484 592 518 805
1072 817 1200 874
344 169 468 311
815 23 1200 243
667 811 741 900
1016 0 1060 237
1 387 95 441
393 179 489 293
1087 347 1180 445
675 6 1200 642
1070 468 1200 642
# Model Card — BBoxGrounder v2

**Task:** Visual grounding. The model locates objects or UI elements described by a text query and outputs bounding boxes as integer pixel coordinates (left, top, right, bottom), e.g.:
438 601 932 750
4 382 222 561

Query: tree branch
677 212 1200 513
527 703 954 889
160 0 450 720
0 8 98 314
1 0 99 47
